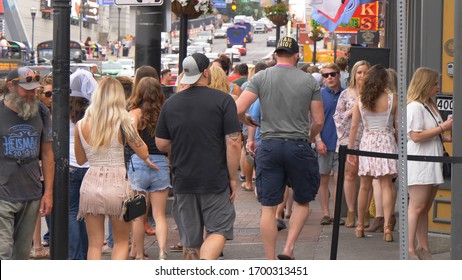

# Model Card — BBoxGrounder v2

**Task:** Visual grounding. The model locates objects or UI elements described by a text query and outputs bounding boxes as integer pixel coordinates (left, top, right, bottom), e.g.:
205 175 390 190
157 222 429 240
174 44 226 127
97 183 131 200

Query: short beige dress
77 122 130 220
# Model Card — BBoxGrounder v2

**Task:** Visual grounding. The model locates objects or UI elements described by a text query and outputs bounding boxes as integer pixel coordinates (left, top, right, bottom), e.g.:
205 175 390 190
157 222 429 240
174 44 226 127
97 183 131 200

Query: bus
226 25 247 48
233 20 254 43
36 40 86 64
0 40 28 77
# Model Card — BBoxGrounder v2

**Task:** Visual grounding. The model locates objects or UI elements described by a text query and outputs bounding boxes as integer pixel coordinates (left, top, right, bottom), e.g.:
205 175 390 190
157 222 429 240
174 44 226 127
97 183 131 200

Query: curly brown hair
127 77 164 137
360 64 388 111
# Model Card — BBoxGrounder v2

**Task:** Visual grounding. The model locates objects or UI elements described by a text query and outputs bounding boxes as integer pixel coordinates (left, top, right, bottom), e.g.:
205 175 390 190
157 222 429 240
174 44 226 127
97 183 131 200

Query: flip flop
170 243 183 252
277 254 295 260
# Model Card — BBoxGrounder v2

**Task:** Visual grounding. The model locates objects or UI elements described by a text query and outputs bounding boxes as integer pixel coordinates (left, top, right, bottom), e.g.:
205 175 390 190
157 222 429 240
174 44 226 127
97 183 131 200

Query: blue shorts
127 154 172 193
255 139 320 206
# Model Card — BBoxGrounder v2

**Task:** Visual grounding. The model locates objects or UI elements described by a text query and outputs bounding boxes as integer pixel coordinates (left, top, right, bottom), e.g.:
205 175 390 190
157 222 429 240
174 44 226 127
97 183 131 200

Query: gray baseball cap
181 53 210 85
6 67 41 90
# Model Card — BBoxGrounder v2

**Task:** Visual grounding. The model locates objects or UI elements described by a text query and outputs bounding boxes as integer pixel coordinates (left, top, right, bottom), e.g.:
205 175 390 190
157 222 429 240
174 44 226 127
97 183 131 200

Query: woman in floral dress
347 64 398 242
333 60 370 227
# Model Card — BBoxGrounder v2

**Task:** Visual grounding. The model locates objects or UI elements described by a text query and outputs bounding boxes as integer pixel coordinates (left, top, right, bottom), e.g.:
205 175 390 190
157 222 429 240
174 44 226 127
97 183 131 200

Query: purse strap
422 103 445 149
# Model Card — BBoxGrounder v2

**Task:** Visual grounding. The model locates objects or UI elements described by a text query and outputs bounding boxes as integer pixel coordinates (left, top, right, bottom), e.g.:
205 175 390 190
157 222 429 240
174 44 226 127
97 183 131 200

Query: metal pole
51 0 71 260
276 0 281 44
179 14 188 73
79 8 82 42
333 32 337 63
451 0 462 260
330 145 347 260
30 8 36 65
118 7 121 44
396 0 409 260
313 41 317 64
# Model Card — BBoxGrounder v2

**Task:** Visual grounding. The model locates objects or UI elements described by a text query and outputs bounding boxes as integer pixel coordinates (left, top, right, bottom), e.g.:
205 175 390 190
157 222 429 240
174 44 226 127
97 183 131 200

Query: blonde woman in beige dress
75 77 156 260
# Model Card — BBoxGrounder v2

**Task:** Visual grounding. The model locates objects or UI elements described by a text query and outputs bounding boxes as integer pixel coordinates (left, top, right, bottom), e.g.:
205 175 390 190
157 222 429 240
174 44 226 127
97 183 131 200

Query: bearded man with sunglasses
315 62 344 226
0 67 54 259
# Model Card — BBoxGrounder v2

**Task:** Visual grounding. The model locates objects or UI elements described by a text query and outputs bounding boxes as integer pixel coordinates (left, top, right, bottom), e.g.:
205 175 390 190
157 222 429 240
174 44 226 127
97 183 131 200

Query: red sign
334 2 379 33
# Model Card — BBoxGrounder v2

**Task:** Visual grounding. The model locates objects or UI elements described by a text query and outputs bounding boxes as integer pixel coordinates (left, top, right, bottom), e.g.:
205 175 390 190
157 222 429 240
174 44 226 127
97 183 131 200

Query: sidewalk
111 178 451 260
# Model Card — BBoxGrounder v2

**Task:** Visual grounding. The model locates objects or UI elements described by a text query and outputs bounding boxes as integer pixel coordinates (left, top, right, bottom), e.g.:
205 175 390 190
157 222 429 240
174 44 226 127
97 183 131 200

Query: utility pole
51 0 71 260
451 0 462 260
276 0 281 43
118 6 121 44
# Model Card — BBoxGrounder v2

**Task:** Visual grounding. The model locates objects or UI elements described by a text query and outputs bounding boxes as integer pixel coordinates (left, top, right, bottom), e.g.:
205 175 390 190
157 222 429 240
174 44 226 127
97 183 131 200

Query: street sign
436 95 453 112
114 0 163 6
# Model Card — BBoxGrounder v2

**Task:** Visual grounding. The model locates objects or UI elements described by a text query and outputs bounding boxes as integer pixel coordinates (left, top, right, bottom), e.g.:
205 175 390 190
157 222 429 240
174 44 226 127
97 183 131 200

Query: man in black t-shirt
155 53 241 260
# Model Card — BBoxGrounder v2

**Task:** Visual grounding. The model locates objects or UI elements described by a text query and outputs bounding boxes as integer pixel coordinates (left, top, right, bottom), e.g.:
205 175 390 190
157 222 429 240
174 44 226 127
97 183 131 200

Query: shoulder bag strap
422 103 445 147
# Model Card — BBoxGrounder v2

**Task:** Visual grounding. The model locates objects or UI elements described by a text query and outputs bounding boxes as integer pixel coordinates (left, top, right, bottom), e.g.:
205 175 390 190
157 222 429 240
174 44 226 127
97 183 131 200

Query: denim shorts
318 151 339 175
127 154 172 193
255 139 320 206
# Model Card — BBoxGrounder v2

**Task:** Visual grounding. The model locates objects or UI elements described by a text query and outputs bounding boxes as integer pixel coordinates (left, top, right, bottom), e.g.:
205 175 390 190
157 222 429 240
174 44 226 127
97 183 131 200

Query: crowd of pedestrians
0 36 453 260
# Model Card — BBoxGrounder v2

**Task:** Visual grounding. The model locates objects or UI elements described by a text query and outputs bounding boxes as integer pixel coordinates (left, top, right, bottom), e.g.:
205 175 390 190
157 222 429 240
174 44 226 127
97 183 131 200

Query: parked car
70 63 102 78
117 58 135 70
187 45 205 55
101 61 124 76
198 30 213 44
224 48 241 62
232 45 246 56
266 36 277 47
193 42 212 53
254 22 268 34
257 18 275 30
214 28 227 39
222 22 233 30
205 52 220 62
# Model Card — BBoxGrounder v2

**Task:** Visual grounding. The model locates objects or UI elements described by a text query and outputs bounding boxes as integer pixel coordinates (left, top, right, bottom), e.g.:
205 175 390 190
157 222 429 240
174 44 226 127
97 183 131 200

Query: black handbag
122 194 146 222
423 104 451 178
120 126 147 222
442 151 451 178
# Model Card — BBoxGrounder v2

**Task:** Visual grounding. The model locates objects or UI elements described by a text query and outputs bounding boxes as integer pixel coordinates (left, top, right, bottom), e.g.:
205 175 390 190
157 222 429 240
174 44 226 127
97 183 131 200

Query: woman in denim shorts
127 77 172 260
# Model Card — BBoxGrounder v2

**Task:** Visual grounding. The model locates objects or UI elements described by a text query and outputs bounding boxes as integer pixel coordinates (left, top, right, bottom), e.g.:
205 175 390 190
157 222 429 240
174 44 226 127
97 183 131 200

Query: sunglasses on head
41 90 52 97
11 74 41 84
322 72 339 78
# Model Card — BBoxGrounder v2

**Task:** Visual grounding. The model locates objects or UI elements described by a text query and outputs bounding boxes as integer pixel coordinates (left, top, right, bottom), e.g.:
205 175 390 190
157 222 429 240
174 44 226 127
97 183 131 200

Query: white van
161 32 169 54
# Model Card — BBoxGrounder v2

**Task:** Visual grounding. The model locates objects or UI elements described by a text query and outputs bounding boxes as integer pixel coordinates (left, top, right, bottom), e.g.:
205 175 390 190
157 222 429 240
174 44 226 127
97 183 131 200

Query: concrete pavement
112 177 451 261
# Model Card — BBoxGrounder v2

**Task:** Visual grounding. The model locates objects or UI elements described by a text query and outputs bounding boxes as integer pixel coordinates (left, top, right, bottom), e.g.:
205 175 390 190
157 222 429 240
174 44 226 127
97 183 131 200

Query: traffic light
231 1 237 11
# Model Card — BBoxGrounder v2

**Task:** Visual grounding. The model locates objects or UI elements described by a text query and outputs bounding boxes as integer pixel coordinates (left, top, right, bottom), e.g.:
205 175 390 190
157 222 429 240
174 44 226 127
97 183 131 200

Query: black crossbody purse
423 104 451 178
120 127 147 222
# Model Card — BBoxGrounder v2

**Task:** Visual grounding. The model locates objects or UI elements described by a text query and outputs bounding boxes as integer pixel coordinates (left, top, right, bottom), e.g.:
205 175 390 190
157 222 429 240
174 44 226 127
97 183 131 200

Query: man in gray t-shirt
237 37 324 260
0 67 54 260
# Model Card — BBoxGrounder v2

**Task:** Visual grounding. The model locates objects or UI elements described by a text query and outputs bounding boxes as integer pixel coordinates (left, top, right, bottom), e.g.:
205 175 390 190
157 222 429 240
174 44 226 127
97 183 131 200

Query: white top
70 121 90 168
407 101 444 185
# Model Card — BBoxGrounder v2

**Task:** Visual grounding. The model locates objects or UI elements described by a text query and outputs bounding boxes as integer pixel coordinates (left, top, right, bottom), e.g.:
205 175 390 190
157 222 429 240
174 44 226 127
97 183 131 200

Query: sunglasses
322 72 339 78
12 74 41 84
41 91 53 97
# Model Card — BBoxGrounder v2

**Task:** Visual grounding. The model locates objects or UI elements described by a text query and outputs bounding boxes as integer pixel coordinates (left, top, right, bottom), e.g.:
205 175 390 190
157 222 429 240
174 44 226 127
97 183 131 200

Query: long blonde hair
349 60 370 89
386 68 398 95
208 65 230 94
407 67 439 110
82 76 138 150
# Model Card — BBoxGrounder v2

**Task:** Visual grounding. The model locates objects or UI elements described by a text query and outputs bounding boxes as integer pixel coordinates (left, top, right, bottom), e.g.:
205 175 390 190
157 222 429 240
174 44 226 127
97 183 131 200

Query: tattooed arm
226 131 242 203
126 115 159 170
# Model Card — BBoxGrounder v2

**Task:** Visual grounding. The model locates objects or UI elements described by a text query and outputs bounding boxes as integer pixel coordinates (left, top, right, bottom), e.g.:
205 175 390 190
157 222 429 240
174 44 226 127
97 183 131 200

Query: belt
267 138 308 142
